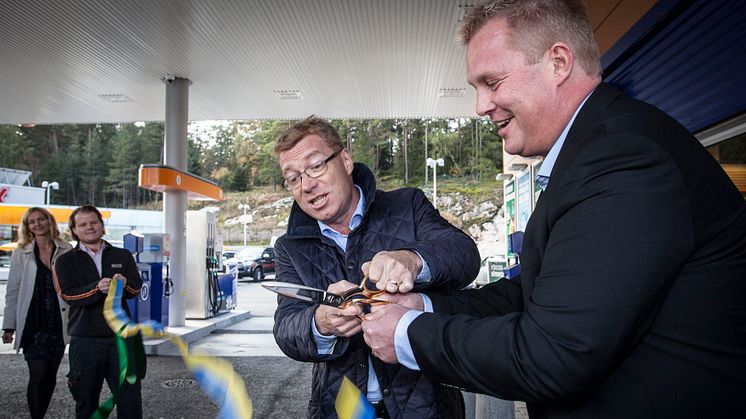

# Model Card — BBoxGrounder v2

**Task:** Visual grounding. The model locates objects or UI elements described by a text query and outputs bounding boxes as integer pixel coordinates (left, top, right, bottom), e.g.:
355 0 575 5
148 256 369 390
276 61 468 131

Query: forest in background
0 118 502 209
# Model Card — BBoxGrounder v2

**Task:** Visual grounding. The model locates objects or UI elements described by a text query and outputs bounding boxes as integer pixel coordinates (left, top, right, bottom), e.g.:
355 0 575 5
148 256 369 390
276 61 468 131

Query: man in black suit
361 0 746 417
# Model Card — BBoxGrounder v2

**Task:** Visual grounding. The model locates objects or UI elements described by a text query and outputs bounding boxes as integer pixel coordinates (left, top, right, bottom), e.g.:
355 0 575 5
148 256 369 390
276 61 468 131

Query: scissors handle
322 293 346 307
338 275 387 312
340 286 363 300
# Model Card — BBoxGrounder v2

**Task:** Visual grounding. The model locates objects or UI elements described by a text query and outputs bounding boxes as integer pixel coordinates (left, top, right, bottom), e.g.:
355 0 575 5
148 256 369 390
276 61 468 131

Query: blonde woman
3 207 72 419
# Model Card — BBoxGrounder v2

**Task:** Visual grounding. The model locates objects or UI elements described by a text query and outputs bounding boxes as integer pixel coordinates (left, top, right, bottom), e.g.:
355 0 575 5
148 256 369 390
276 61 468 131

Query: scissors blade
262 281 345 307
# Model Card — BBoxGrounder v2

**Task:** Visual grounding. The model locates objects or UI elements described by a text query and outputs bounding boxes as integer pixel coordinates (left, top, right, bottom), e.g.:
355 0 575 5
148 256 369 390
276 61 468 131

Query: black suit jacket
409 83 746 418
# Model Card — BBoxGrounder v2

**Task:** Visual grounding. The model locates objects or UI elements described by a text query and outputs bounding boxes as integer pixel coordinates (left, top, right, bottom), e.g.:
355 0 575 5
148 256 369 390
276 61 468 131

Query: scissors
262 276 387 311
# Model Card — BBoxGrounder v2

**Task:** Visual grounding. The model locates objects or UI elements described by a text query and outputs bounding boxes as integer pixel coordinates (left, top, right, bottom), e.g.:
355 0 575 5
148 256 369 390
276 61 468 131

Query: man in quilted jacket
272 115 480 418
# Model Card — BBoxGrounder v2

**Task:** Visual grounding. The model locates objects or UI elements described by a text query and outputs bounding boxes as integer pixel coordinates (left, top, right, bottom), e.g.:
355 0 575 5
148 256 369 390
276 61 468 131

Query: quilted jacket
273 163 480 418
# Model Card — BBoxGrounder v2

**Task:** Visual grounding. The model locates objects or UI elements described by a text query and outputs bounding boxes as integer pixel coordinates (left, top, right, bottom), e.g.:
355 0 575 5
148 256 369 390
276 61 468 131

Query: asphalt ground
0 279 315 418
0 354 312 419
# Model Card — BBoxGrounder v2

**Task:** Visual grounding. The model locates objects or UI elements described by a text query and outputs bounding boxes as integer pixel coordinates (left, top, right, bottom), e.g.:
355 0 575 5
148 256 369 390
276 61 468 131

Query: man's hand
361 250 423 294
98 274 127 294
2 331 13 344
98 277 112 294
361 304 411 364
373 292 425 311
314 280 363 337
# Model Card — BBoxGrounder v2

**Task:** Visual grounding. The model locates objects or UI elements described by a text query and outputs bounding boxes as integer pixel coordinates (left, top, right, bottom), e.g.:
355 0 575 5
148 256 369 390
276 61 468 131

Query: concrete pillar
163 77 190 327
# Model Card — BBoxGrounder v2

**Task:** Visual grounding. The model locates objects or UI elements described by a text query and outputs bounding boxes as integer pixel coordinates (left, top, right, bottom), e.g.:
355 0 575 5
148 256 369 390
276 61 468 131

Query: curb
143 309 253 355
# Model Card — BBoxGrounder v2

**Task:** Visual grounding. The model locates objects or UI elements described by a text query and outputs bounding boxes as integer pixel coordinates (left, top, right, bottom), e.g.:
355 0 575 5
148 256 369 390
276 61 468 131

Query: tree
0 117 504 209
0 126 29 171
107 124 139 207
251 120 288 191
77 124 115 205
187 134 205 177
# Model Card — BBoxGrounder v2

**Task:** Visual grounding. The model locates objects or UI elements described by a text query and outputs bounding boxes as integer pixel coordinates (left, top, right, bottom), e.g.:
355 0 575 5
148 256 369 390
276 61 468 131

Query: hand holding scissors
263 276 389 336
314 280 364 337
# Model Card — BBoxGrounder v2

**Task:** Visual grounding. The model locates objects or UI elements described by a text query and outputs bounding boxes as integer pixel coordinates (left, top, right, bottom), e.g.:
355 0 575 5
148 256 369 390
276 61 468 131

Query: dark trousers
67 336 143 419
26 356 63 419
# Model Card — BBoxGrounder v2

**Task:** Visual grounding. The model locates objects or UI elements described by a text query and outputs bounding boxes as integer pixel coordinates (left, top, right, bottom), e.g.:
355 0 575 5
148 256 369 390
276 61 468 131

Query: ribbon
101 277 253 419
335 376 375 419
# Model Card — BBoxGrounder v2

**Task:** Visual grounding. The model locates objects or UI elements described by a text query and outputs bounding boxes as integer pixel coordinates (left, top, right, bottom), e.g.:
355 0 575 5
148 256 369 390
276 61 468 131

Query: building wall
0 203 162 246
0 184 45 205
586 0 657 55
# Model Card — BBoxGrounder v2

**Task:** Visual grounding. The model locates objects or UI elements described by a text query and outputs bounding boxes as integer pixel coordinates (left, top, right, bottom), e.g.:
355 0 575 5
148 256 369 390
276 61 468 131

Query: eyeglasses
283 149 342 191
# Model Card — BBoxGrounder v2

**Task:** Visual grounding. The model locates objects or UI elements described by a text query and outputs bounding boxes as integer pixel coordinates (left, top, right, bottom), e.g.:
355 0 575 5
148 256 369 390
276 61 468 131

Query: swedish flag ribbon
99 277 253 419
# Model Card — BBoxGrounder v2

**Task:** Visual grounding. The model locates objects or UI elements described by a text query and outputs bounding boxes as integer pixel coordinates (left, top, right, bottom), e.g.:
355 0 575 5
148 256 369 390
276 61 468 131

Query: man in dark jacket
362 1 746 418
53 205 143 419
272 116 480 418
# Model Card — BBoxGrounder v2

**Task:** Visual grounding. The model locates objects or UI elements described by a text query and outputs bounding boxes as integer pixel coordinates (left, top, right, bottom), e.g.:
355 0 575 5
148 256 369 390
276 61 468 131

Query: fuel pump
141 233 170 324
503 231 523 280
123 232 150 323
206 223 221 317
123 232 170 324
185 211 237 319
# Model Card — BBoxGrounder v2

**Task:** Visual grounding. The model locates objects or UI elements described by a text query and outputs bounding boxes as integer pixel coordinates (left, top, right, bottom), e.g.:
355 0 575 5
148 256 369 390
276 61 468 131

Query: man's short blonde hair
458 0 602 77
274 115 345 158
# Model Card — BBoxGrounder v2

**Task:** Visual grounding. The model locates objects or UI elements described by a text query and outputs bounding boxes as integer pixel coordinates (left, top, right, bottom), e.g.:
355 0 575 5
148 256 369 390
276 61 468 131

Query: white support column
164 77 190 327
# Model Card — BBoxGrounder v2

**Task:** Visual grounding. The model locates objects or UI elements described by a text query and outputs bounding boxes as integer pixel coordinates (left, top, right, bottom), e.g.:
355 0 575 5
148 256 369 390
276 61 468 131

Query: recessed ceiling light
457 3 475 22
99 93 132 103
438 88 465 98
274 90 302 100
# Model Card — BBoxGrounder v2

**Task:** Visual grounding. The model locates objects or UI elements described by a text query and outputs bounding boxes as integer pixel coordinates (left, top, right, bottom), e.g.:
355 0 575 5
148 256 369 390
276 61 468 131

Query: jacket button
347 263 354 270
382 388 391 397
359 362 366 368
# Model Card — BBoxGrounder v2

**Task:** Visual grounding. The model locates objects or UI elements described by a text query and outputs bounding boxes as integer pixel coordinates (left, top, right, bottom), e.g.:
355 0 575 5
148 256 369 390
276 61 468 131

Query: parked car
221 249 237 261
226 246 276 281
221 248 244 273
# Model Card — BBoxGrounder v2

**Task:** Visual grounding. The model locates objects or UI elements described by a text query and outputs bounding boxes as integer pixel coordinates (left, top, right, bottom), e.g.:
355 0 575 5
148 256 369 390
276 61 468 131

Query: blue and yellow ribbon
335 376 375 419
102 277 252 419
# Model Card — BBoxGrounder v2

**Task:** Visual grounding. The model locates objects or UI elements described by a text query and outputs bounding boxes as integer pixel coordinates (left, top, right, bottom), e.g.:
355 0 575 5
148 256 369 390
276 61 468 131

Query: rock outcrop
221 189 505 259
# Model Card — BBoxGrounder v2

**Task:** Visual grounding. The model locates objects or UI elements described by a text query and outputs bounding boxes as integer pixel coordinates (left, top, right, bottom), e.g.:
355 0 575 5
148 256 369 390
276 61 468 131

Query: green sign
504 180 516 257
533 161 543 206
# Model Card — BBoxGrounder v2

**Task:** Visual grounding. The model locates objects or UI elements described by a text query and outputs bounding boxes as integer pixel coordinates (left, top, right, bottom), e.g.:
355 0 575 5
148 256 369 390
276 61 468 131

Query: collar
78 240 106 253
535 91 594 189
19 238 65 253
18 242 35 253
317 184 365 235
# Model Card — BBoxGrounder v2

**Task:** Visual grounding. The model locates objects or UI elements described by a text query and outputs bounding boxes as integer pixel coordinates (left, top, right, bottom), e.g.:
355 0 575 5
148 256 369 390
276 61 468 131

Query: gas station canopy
0 0 479 124
2 0 745 136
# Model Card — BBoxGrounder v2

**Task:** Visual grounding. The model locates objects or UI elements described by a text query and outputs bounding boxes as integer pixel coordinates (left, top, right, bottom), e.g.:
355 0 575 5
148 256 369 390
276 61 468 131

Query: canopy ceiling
0 0 479 124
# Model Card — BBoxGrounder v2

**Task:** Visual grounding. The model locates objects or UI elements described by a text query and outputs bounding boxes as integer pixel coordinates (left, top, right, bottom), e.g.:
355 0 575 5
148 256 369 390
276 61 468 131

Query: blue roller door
602 0 746 133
